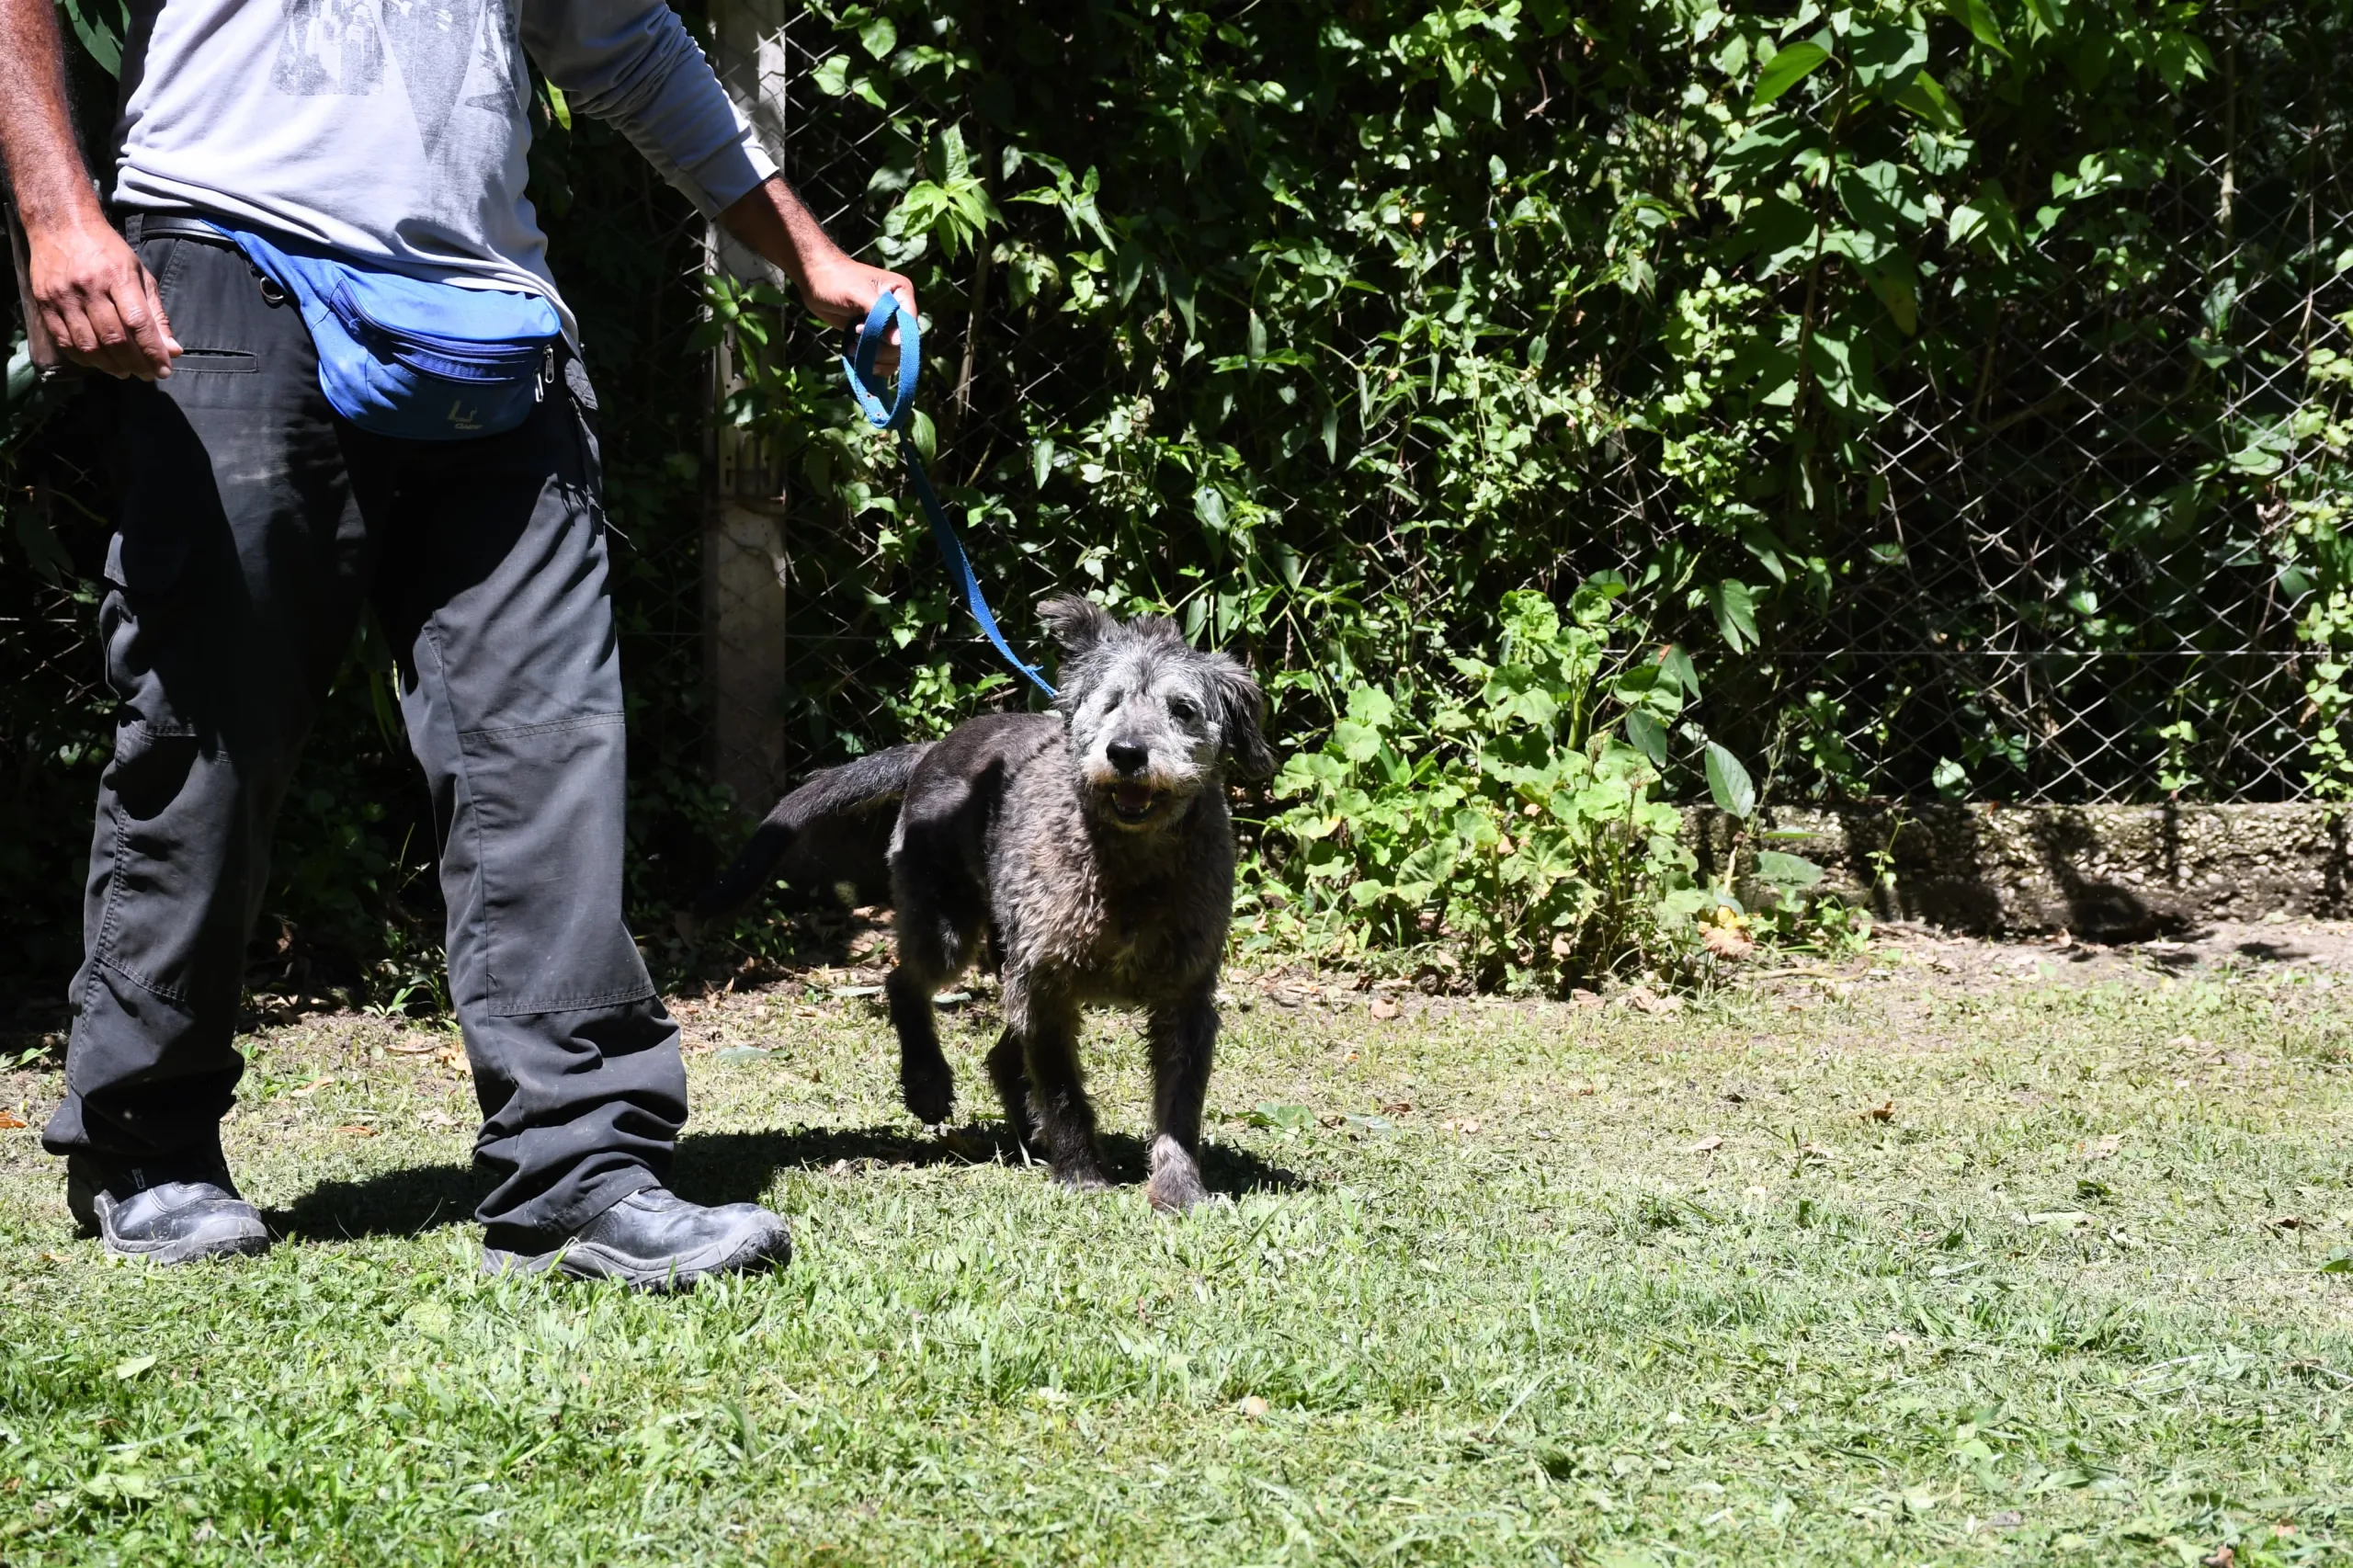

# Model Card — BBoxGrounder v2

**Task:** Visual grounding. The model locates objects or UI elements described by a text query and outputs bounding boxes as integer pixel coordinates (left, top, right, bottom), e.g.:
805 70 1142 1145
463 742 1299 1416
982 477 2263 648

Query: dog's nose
1107 741 1148 777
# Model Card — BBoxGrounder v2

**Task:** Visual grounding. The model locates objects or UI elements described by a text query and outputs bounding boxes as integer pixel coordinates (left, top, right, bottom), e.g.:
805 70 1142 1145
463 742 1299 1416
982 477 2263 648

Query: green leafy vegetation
7 0 2351 1005
3 951 2349 1562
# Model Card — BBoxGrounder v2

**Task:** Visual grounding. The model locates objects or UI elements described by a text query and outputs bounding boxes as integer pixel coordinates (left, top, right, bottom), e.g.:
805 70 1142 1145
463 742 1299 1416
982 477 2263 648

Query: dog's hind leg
1143 988 1218 1212
1005 981 1108 1190
983 1028 1035 1151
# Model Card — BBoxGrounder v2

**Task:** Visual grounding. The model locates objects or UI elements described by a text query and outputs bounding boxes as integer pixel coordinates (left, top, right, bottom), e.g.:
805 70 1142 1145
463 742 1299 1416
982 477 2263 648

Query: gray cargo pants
40 219 687 1236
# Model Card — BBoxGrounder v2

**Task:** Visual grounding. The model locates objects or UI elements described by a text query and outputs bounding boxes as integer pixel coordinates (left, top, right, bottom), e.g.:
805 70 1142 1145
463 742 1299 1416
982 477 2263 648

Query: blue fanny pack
206 222 563 441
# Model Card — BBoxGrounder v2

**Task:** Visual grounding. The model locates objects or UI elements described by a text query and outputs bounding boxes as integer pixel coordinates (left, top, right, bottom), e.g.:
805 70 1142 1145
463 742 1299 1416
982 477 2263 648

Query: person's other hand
28 212 181 380
800 253 915 376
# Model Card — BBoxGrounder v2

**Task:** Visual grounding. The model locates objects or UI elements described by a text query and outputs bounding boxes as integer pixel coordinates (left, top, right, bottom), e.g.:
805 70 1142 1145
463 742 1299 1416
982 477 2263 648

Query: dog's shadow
266 1123 1307 1243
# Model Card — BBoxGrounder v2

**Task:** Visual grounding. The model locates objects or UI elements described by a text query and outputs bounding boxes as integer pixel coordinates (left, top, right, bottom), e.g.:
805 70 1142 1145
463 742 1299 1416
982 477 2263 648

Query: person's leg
42 229 372 1259
356 356 783 1284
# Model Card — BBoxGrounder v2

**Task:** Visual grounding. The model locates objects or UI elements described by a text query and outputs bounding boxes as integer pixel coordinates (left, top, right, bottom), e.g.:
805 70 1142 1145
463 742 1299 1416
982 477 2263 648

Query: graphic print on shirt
272 0 525 160
272 0 388 94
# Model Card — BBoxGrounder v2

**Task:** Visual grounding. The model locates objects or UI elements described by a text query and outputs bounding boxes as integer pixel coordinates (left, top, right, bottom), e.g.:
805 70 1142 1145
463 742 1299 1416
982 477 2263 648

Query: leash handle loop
839 293 1057 699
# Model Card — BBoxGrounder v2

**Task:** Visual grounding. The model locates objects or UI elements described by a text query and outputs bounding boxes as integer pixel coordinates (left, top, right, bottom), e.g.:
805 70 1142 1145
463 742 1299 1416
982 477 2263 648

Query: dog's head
1038 594 1273 832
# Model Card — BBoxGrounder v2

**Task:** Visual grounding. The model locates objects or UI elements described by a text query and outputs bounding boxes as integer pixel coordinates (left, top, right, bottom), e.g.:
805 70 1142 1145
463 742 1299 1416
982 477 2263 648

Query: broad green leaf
1891 71 1961 132
1658 643 1701 699
1942 0 2008 55
1847 18 1927 89
938 123 971 186
1713 117 1809 182
59 0 124 74
1245 1102 1314 1130
1346 686 1396 731
811 54 851 97
858 16 896 59
1750 41 1830 108
1623 710 1669 767
1193 484 1227 532
1704 742 1756 819
1871 271 1919 335
1333 720 1383 764
543 82 573 131
1710 579 1759 653
1031 439 1054 489
1755 849 1824 889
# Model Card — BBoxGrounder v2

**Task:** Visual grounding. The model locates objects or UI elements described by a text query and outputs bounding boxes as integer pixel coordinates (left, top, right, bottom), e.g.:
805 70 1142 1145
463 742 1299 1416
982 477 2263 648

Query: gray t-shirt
111 0 776 338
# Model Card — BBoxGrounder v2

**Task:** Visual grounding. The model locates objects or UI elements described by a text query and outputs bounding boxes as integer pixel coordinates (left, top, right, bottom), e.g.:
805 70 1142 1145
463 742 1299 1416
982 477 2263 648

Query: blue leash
840 294 1056 699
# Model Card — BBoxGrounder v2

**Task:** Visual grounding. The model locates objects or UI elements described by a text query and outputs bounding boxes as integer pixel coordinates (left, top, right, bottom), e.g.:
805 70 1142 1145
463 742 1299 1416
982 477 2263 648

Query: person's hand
800 252 915 377
715 176 917 374
29 212 180 380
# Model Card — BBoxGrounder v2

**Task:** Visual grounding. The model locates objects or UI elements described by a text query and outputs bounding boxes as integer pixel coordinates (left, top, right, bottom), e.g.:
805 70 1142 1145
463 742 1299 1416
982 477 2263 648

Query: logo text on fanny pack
447 400 483 432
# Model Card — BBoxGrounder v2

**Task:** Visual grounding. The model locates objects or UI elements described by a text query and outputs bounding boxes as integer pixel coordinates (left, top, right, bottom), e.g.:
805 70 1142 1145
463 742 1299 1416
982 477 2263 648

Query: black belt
119 211 235 245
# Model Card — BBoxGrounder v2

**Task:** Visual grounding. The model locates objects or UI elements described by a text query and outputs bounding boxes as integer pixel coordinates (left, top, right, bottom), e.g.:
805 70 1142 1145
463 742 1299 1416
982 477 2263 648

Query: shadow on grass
267 1123 1305 1242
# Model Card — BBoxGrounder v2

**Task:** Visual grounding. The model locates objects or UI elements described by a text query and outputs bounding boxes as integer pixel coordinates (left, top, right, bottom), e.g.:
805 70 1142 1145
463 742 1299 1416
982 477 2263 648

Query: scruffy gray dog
700 596 1272 1211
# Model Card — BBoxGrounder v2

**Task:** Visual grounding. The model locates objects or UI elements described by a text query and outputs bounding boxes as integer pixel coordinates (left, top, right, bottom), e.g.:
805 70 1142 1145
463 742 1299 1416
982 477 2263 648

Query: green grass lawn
3 941 2350 1566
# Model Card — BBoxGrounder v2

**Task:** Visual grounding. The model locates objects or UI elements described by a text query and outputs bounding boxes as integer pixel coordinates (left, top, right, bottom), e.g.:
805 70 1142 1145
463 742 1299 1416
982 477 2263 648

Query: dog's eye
1167 697 1200 723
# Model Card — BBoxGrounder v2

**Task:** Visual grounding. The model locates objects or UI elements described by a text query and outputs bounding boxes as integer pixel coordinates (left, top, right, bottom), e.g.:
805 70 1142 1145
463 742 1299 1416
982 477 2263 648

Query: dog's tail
695 744 932 916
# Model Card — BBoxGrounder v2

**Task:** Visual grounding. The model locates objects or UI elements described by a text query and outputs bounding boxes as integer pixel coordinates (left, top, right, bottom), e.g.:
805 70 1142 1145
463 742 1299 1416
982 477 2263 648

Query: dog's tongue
1114 782 1155 812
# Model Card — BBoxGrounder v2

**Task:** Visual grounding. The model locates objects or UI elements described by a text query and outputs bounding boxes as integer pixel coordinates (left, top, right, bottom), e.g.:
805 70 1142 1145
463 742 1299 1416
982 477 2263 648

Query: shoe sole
479 1229 790 1292
101 1228 272 1266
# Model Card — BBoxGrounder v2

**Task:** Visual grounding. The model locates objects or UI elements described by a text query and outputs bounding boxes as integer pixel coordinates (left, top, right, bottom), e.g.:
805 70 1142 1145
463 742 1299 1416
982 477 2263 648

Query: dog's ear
1207 656 1274 781
1037 595 1114 656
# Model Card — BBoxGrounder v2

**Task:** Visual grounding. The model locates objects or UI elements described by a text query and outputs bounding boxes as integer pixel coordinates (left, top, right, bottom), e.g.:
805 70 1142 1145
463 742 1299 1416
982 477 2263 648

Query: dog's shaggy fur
701 597 1272 1210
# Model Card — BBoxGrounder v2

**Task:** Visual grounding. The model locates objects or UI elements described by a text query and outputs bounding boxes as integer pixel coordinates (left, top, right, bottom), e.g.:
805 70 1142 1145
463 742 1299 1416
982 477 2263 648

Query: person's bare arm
719 175 915 358
0 0 178 379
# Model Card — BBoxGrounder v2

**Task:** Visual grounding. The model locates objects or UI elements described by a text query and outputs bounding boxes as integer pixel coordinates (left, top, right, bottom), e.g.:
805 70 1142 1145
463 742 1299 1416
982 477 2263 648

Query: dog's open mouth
1108 781 1162 823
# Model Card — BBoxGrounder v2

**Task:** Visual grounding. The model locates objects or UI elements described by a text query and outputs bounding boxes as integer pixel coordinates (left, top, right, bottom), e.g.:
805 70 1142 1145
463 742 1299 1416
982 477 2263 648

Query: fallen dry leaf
1619 987 1684 1016
1701 925 1755 960
2268 1215 2305 1231
386 1035 442 1055
290 1076 334 1096
1569 988 1603 1008
1550 934 1574 960
0 1112 28 1131
1800 1142 1835 1162
1370 998 1400 1020
2079 1133 2124 1160
2202 1548 2234 1568
1687 1134 1723 1153
335 1124 378 1138
1239 1395 1268 1419
1862 1100 1894 1122
1380 1100 1413 1116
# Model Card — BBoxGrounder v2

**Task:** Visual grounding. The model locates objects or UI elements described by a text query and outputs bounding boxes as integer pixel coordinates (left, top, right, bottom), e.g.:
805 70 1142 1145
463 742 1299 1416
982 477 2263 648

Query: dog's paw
899 1062 955 1126
1146 1162 1209 1214
1051 1159 1113 1193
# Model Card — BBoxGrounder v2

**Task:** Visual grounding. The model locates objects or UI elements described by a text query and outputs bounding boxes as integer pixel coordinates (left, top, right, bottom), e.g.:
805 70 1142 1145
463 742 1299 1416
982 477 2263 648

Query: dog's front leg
1143 989 1217 1213
885 965 956 1125
1006 980 1108 1190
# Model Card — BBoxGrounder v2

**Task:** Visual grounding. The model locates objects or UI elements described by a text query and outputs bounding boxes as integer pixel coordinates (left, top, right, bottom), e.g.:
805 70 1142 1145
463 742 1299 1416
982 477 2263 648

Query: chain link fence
693 4 2351 811
1739 17 2353 802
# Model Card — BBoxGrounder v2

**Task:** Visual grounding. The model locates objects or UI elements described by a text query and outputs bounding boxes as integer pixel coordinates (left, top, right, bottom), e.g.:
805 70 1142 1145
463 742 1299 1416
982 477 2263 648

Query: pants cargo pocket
459 712 655 1017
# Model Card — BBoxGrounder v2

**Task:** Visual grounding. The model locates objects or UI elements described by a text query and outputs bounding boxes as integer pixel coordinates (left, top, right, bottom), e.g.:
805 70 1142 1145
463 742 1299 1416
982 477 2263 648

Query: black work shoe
480 1187 790 1291
65 1153 270 1265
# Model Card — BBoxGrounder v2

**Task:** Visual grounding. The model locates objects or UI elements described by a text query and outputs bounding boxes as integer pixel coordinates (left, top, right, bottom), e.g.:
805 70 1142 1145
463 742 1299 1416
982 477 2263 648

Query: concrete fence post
703 0 794 818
